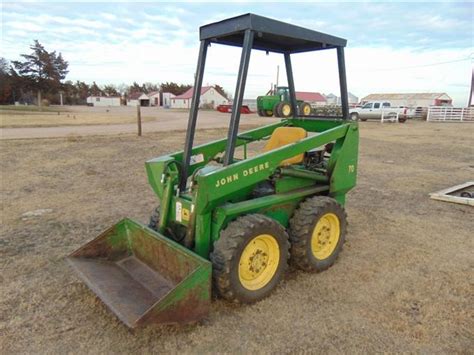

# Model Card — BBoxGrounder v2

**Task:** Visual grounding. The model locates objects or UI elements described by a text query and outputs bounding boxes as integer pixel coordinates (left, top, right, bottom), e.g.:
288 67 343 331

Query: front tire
289 196 347 272
211 214 289 303
299 102 312 116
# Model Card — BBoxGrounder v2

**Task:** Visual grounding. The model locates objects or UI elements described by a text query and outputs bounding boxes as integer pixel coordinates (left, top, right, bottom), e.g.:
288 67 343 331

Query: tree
160 82 192 95
102 84 118 97
214 84 230 100
0 58 14 104
89 81 103 96
12 40 68 107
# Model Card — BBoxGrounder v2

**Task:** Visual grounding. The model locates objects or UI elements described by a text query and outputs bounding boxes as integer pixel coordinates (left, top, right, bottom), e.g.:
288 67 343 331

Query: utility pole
276 65 279 88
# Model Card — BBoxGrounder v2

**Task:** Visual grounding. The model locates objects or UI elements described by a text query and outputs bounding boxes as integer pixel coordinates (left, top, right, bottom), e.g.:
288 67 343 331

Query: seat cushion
264 127 307 166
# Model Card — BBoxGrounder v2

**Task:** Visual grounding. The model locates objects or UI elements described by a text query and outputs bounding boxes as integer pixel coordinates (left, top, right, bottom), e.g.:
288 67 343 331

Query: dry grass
1 121 473 353
0 107 156 128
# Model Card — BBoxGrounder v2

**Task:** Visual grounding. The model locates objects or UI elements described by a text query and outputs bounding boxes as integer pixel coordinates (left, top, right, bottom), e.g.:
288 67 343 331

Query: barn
295 92 327 107
86 96 121 107
170 86 229 109
361 93 452 107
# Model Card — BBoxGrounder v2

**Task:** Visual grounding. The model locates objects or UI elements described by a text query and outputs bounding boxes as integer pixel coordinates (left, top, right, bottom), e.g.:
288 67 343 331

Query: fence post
461 107 464 122
427 107 431 121
137 105 142 136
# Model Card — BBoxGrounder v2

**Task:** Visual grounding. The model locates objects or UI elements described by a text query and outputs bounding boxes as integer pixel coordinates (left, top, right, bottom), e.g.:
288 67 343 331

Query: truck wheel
289 196 347 272
350 113 359 121
278 102 292 118
399 116 407 123
211 214 289 303
299 102 312 116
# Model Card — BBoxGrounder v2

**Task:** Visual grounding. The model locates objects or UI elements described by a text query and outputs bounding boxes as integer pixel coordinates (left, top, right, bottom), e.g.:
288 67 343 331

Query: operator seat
264 127 307 166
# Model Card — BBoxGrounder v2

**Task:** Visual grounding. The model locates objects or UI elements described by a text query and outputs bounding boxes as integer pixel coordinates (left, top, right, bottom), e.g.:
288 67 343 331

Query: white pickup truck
349 101 410 122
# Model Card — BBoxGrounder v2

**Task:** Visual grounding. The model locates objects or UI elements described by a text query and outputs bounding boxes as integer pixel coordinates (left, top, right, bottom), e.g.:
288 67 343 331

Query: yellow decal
182 208 190 222
348 164 355 173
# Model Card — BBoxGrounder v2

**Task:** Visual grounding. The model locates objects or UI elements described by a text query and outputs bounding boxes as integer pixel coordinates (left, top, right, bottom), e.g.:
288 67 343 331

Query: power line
356 54 473 72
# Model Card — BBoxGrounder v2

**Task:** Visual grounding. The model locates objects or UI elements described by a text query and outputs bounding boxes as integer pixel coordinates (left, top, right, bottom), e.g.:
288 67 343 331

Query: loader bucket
67 218 211 328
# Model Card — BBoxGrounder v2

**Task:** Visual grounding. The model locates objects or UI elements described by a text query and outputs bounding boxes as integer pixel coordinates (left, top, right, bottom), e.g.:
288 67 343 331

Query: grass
0 108 156 128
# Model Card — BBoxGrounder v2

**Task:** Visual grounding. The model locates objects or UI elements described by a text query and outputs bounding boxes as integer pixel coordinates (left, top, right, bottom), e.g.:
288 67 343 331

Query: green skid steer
68 13 359 328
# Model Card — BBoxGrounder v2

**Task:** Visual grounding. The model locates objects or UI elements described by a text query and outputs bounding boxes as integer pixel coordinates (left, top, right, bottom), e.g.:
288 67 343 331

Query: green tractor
68 14 358 328
257 86 312 118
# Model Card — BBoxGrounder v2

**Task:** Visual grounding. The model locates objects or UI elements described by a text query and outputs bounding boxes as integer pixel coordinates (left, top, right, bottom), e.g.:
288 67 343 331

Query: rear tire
289 196 347 272
211 214 289 303
350 112 359 121
277 102 292 118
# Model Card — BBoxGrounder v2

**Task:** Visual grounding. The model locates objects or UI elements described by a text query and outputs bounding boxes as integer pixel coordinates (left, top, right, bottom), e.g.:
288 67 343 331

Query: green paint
145 118 358 260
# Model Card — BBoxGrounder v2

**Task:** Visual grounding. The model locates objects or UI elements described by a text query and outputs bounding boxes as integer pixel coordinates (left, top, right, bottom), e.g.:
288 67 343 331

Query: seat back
263 127 307 166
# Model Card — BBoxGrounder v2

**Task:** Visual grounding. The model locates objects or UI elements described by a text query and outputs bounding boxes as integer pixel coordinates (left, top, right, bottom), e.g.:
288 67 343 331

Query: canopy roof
200 13 346 53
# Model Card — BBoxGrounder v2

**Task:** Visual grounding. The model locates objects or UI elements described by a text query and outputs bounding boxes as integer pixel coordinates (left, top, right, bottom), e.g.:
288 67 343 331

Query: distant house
324 92 359 105
148 91 160 107
162 92 175 108
128 92 150 106
170 86 229 109
86 96 121 107
295 92 327 107
361 93 452 107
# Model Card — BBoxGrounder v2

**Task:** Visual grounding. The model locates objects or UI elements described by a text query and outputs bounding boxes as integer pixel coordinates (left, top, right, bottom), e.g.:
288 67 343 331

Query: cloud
1 2 472 106
144 14 183 28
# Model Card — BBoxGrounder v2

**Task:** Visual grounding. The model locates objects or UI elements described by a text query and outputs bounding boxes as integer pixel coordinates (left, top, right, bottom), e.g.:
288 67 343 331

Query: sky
1 1 473 105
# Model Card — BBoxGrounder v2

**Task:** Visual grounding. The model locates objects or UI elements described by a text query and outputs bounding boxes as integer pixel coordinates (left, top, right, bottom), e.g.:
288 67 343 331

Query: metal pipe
279 167 328 183
337 46 349 120
180 39 209 190
284 52 298 117
223 29 254 165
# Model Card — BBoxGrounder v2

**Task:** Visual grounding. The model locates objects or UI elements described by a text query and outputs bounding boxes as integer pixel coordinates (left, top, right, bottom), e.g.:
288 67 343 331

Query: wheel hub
311 213 340 260
238 234 280 290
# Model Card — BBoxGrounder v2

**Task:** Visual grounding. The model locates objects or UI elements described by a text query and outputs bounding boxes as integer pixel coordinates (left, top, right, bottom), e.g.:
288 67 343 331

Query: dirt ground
0 106 273 139
1 121 473 353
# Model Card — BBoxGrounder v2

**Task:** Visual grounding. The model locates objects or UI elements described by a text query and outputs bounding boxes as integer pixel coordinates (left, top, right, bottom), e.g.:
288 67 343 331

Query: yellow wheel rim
282 104 291 116
303 105 311 115
238 234 280 291
311 213 340 260
266 110 273 116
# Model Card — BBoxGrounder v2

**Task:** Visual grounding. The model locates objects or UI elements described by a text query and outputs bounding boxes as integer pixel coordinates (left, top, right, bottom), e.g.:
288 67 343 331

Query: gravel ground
1 121 473 353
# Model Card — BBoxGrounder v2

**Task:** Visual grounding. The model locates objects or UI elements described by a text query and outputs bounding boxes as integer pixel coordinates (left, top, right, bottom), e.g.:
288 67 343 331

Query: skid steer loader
68 13 359 328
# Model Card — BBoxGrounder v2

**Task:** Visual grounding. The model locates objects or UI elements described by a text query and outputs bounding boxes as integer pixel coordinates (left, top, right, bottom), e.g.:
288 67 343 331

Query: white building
170 86 229 109
148 91 160 107
162 92 175 108
361 93 452 107
325 92 359 105
86 96 121 107
127 92 150 106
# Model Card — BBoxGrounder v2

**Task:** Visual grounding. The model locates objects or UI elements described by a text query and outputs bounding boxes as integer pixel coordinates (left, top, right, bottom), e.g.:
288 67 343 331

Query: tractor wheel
210 214 289 303
258 109 265 117
264 109 274 117
299 102 312 116
273 103 280 117
289 196 347 272
350 112 359 121
277 102 292 118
